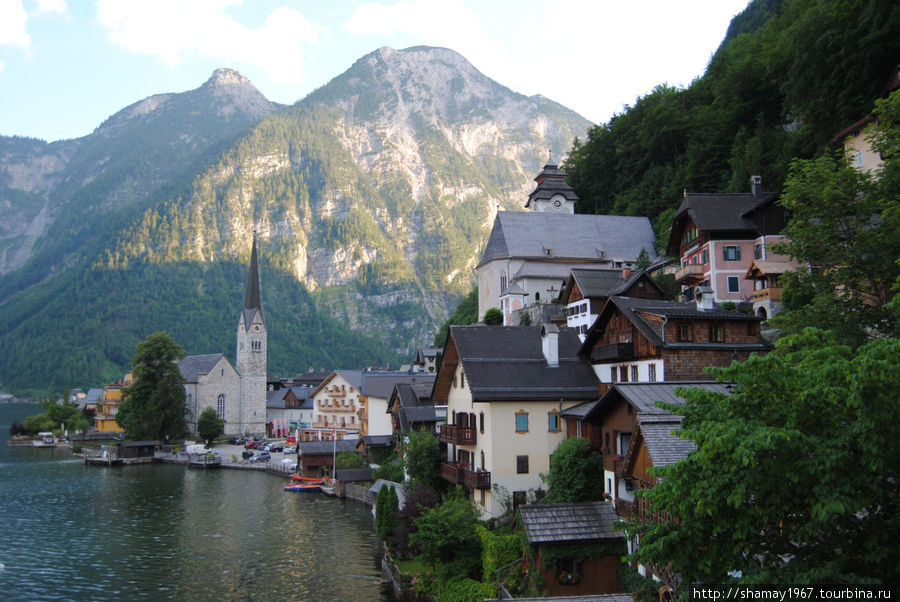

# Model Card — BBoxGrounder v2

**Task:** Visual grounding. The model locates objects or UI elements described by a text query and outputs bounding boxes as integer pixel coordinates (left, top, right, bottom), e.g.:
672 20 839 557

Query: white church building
180 234 268 436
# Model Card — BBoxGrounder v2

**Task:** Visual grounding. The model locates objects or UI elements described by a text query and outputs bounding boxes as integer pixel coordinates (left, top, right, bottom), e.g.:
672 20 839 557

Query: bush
335 451 367 470
373 459 404 482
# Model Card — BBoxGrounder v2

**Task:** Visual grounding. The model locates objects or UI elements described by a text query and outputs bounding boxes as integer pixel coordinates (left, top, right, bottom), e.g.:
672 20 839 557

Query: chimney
622 267 632 280
541 324 559 367
695 286 715 311
751 175 763 198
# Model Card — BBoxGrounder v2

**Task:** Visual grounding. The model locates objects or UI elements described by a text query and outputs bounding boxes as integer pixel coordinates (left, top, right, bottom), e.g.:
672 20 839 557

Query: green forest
563 0 900 245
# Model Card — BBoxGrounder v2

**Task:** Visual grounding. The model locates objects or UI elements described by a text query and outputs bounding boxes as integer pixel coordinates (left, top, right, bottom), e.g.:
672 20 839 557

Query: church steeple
525 151 579 213
236 231 267 436
242 232 264 327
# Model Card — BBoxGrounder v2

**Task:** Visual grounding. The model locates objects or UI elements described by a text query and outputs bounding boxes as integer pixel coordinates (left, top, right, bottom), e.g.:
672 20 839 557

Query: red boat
290 475 325 483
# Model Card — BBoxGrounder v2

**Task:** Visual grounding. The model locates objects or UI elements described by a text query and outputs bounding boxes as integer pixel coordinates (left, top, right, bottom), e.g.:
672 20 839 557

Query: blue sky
0 0 749 142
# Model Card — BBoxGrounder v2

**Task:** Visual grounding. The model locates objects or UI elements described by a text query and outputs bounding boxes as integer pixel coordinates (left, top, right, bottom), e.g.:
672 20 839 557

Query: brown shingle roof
519 501 622 544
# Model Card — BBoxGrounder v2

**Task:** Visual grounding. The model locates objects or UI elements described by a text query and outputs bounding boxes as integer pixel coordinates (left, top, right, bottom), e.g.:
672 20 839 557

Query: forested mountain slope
564 0 900 242
0 47 590 395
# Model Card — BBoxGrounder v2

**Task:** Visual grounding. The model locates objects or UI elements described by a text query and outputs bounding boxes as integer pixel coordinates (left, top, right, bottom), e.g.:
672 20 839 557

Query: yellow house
94 373 133 433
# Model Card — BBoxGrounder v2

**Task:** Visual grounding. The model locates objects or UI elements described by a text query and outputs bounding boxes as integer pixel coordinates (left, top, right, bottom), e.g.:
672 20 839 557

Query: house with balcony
582 292 770 392
560 268 665 340
666 178 794 314
357 370 436 438
308 370 364 441
94 373 133 434
434 324 599 520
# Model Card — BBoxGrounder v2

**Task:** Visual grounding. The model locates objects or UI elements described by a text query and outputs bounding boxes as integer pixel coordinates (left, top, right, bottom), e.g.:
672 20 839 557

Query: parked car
282 446 296 455
241 449 254 460
268 444 284 453
249 451 271 463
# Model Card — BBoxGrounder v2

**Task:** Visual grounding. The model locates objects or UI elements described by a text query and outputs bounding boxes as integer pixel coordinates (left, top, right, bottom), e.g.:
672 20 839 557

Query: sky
0 0 750 142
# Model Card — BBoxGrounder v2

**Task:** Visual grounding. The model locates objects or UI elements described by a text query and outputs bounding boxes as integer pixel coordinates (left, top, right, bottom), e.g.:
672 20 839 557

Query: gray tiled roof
297 439 358 456
360 435 393 447
477 212 657 268
638 415 696 467
400 406 437 430
360 372 436 400
450 325 599 402
266 385 314 409
586 382 733 421
242 234 265 325
675 192 776 233
519 501 622 544
178 354 228 383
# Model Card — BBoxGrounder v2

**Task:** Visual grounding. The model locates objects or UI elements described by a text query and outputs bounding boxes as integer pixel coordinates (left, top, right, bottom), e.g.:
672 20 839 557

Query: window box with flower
558 570 580 585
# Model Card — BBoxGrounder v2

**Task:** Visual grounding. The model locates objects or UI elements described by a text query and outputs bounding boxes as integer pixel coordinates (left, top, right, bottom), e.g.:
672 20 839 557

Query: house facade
667 180 794 309
582 294 770 391
560 268 664 339
309 370 364 441
434 324 598 520
266 385 315 437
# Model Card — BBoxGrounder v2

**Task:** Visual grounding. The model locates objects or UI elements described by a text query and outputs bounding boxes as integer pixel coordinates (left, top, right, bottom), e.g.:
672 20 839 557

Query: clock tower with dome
524 152 579 213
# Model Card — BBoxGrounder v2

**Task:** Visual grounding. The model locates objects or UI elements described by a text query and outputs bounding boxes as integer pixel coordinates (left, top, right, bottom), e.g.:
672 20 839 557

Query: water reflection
0 405 390 601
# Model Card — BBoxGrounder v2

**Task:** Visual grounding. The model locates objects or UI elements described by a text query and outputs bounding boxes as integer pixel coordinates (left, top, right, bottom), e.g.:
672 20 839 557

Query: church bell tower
236 232 267 435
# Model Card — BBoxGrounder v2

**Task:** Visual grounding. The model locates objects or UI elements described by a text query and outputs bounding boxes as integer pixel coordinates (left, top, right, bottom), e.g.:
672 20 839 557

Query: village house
667 178 796 318
308 369 436 442
434 324 599 520
581 292 770 392
266 384 314 437
559 267 665 340
475 160 658 325
296 439 358 479
387 382 440 443
94 373 132 434
571 382 731 507
519 501 624 596
833 65 899 174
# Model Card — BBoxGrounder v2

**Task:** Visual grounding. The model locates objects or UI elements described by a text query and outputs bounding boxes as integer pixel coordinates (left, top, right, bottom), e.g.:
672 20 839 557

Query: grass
395 558 429 575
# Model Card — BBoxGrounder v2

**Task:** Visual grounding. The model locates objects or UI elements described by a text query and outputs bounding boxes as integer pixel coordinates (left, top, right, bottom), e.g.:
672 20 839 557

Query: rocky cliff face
0 46 591 391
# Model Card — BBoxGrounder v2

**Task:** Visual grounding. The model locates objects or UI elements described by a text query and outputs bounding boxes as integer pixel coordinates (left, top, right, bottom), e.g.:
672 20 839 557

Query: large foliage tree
117 331 187 441
622 329 900 587
542 436 605 503
773 90 900 345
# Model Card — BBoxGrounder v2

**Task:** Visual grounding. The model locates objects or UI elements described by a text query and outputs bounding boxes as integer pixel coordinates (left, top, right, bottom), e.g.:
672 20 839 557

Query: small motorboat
290 475 325 484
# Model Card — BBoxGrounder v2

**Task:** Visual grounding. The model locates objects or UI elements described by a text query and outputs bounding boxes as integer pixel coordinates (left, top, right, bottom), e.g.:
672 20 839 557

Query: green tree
335 451 367 470
482 307 503 325
402 431 442 489
117 332 187 441
375 484 398 546
434 288 479 347
542 437 605 503
773 90 900 345
622 329 900 587
410 487 482 581
197 407 224 445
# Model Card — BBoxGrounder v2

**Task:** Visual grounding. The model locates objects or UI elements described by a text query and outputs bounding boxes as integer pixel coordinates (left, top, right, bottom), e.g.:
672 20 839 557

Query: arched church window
217 394 226 419
500 270 507 293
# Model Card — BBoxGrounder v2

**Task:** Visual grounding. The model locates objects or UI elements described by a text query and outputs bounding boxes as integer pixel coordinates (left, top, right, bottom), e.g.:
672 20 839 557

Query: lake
0 404 392 601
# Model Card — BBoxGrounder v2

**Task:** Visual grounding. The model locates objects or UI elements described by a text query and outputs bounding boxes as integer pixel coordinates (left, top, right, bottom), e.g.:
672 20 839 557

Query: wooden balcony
440 462 491 489
439 424 476 445
591 342 634 363
751 287 782 302
674 263 705 284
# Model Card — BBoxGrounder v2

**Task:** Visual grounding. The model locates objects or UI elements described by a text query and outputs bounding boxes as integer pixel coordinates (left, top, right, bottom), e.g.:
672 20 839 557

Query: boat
290 475 325 484
32 432 56 447
284 483 321 493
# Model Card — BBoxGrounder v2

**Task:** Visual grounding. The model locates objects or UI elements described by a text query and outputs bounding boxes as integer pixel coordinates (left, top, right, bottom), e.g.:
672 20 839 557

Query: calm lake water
0 404 392 601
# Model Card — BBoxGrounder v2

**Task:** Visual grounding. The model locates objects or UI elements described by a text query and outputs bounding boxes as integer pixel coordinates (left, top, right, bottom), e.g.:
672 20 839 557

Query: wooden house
519 501 623 597
296 439 358 478
582 295 770 393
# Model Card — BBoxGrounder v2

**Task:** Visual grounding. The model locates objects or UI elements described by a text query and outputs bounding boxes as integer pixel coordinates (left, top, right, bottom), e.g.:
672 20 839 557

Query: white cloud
95 0 321 84
0 0 31 50
32 0 68 17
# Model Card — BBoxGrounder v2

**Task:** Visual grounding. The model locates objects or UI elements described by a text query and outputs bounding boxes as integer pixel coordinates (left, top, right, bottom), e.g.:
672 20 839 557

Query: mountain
0 47 591 395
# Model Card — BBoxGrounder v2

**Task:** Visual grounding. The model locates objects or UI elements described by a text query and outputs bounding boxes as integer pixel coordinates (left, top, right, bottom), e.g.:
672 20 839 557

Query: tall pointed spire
243 232 264 323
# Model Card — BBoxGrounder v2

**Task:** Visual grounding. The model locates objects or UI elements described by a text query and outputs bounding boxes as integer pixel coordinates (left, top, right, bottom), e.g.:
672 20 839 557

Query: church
179 234 268 437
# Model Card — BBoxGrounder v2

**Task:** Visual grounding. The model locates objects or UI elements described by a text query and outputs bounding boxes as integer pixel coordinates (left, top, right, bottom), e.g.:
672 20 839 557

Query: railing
439 424 476 445
674 263 705 283
751 287 782 302
440 462 490 489
591 342 634 362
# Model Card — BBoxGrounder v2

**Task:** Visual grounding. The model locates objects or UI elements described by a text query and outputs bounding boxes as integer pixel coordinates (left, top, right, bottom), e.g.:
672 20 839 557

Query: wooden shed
518 501 624 597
